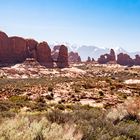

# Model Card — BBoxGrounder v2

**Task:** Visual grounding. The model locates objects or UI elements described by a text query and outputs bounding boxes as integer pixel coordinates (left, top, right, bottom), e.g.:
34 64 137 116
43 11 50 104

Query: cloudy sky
0 0 140 52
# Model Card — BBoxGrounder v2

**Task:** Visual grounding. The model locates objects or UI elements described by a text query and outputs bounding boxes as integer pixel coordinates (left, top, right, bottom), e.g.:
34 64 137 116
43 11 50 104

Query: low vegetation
0 102 140 140
0 64 140 139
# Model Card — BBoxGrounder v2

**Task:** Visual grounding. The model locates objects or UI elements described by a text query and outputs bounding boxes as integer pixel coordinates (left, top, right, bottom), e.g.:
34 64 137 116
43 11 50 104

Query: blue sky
0 0 140 52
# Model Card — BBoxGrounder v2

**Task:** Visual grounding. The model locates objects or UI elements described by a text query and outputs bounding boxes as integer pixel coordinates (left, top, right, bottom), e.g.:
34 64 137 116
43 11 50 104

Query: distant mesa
0 31 68 68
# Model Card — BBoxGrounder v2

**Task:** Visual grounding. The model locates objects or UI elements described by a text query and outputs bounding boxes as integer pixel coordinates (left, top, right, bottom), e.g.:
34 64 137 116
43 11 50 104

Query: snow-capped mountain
68 45 140 61
114 47 127 54
75 45 109 60
50 43 140 61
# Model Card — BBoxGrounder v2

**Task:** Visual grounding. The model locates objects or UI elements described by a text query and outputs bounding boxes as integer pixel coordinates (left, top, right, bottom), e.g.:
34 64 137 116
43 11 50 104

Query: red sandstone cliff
36 42 53 68
0 31 69 68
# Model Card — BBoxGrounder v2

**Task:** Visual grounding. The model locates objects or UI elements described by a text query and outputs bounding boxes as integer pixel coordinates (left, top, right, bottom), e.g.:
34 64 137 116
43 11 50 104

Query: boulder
36 41 53 68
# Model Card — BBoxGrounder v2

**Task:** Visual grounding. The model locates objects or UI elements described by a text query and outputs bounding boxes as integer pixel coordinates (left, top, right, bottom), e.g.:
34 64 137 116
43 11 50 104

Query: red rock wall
36 41 53 68
0 31 12 64
26 39 38 58
9 36 27 63
0 31 70 68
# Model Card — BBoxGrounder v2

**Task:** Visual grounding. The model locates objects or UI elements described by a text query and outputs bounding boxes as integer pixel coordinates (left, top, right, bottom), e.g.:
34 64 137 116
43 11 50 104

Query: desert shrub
35 96 46 103
105 78 112 86
48 86 53 92
125 97 140 122
46 109 72 124
0 115 81 140
9 95 29 103
110 86 116 91
32 102 47 112
45 94 53 100
74 86 81 93
0 100 14 112
1 102 140 139
54 104 66 110
99 90 104 96
117 92 127 100
0 111 16 118
32 102 140 139
115 83 124 89
113 121 140 139
82 82 94 89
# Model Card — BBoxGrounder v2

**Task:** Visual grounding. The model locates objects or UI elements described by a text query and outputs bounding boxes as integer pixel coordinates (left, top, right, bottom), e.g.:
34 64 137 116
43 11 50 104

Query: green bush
9 95 29 103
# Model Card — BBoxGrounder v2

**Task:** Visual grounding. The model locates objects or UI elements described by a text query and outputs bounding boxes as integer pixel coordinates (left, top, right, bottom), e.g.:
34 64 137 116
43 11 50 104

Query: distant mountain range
68 45 140 61
50 43 140 61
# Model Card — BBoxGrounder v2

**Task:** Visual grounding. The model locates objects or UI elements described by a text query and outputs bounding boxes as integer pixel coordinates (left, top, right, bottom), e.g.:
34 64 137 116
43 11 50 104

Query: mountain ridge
50 43 140 61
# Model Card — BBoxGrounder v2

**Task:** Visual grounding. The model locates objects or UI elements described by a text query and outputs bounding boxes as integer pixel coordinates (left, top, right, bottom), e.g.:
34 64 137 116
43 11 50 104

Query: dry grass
126 97 140 122
0 114 82 140
0 103 140 140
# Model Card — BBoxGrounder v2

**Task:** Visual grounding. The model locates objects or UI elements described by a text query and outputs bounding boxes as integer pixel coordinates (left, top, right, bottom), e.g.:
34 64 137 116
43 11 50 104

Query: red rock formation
57 45 69 68
36 41 53 68
98 49 116 64
26 39 38 58
87 56 91 62
0 32 28 65
134 55 140 65
68 51 81 63
110 49 116 61
98 55 108 64
0 31 70 68
9 36 27 63
0 31 11 64
92 58 95 62
117 53 134 66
